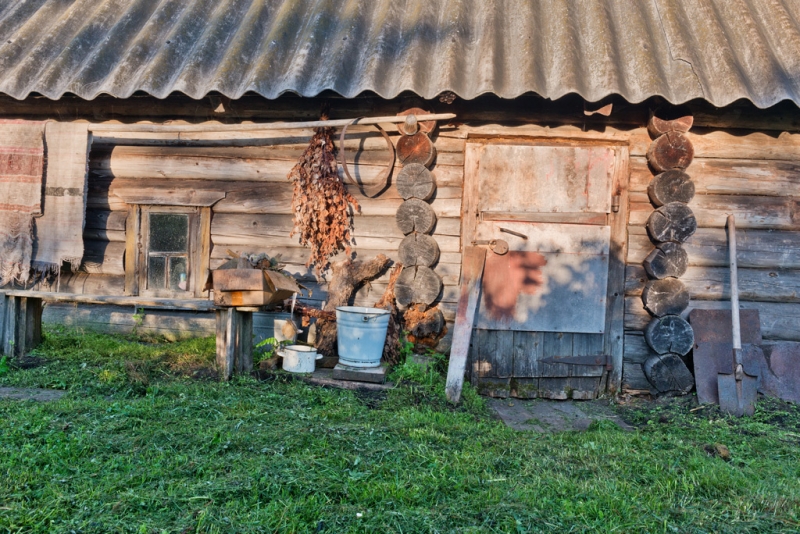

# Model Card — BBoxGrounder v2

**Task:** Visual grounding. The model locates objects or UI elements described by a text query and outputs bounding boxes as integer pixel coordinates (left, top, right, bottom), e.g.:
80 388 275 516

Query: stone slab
333 363 389 384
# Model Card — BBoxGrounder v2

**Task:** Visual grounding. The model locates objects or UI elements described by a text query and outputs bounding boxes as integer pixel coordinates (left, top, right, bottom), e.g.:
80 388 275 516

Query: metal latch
611 195 621 213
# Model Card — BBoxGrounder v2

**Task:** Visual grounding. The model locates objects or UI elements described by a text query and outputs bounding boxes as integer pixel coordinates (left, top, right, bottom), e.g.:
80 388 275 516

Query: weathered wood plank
627 227 800 268
630 157 800 197
605 147 629 392
623 332 655 365
4 291 215 311
512 331 543 377
630 195 799 230
624 296 800 341
626 264 800 303
622 362 653 392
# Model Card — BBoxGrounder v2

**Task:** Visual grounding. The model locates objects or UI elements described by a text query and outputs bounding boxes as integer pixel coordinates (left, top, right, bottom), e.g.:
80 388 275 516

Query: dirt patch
0 387 66 402
489 398 634 432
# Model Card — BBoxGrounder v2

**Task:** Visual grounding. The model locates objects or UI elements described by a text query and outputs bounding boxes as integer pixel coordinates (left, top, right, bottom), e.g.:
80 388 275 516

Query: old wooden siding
622 130 800 391
38 126 464 350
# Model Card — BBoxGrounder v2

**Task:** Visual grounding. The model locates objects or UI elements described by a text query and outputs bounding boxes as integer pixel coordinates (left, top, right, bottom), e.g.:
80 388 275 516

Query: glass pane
149 214 188 253
148 256 166 289
169 256 189 291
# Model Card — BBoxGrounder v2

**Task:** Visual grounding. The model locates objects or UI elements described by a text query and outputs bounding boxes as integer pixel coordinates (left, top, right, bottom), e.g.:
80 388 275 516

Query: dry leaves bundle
289 122 359 272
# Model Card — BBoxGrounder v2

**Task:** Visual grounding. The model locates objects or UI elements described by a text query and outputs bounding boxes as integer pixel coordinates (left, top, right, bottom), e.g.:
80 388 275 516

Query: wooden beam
2 291 215 311
445 246 487 404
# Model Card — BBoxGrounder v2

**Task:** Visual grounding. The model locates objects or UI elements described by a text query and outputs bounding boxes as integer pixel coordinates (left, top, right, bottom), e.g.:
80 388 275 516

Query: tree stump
642 277 690 317
645 315 695 356
647 202 697 243
398 233 440 267
648 170 695 206
315 254 391 360
403 304 447 350
396 198 437 235
395 265 443 306
396 163 436 200
643 242 688 279
643 353 694 394
647 132 694 172
397 131 436 167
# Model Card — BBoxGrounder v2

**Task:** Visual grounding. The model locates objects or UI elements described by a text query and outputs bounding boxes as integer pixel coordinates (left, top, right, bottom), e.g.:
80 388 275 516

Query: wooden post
445 246 487 404
224 309 238 380
16 297 28 357
215 309 229 380
3 296 17 356
239 311 253 373
24 297 42 355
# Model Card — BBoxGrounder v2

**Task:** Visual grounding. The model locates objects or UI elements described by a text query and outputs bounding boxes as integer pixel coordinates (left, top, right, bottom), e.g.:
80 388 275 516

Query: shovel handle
728 215 742 354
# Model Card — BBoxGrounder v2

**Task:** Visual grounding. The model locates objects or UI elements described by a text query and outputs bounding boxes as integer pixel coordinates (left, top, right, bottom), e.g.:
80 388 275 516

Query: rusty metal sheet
689 309 762 405
754 343 800 405
474 222 609 333
476 144 616 215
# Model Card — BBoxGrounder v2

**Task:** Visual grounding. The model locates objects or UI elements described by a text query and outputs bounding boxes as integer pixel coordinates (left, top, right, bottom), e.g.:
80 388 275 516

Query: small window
125 205 210 298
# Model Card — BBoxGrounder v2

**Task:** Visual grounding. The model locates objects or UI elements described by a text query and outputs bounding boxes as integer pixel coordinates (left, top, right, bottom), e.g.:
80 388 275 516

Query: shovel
718 215 758 417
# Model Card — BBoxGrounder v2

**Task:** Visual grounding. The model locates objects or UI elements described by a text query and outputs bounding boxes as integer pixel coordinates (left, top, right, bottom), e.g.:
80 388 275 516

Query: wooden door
462 140 629 399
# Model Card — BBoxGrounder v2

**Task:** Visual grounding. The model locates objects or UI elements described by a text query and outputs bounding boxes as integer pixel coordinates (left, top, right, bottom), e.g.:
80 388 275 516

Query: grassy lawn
1 328 799 533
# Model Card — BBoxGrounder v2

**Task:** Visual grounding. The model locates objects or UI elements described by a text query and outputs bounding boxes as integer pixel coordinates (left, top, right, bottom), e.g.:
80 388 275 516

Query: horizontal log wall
622 133 800 391
42 125 463 351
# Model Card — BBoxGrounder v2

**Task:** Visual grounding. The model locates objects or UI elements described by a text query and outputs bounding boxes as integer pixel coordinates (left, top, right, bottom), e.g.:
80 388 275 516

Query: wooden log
648 170 695 206
626 263 800 304
630 157 800 198
396 199 437 235
647 202 697 243
643 353 694 394
642 278 690 317
646 132 694 172
80 240 126 276
645 315 694 356
627 227 800 268
398 233 440 267
403 304 446 350
643 242 688 279
396 132 436 167
648 113 693 137
396 163 436 200
395 266 443 307
84 210 128 232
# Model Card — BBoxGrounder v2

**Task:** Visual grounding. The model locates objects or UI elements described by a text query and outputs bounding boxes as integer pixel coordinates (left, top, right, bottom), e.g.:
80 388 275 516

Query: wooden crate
212 269 302 307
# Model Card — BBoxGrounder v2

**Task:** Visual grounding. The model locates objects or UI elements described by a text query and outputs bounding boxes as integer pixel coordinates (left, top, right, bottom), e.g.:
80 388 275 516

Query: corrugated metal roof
0 0 798 107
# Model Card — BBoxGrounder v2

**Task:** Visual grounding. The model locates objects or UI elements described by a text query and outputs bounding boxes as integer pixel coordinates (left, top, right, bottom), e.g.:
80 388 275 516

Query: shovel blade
718 373 758 417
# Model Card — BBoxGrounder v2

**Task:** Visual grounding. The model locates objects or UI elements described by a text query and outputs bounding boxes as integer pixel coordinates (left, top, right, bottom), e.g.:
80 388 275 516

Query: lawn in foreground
0 328 799 533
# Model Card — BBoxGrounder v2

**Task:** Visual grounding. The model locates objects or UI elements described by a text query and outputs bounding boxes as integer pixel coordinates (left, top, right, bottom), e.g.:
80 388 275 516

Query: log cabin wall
2 93 799 392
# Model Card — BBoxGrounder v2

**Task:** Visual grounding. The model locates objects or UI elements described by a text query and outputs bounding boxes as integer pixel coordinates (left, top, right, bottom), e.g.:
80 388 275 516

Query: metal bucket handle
361 313 385 322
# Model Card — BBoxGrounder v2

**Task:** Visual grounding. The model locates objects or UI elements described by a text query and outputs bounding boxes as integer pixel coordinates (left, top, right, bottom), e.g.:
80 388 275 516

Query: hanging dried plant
289 119 359 272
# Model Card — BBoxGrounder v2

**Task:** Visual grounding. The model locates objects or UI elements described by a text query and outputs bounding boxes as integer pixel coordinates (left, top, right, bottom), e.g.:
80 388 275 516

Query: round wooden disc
647 132 694 172
396 107 436 134
398 233 440 267
645 314 694 356
396 198 437 235
648 170 695 206
642 277 690 317
644 353 694 394
647 202 697 243
647 114 693 137
395 265 443 307
396 163 436 200
643 242 688 279
397 131 436 167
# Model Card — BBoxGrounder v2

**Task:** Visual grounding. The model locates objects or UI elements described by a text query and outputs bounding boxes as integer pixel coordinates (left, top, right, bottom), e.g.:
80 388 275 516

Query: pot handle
362 314 383 322
316 353 323 360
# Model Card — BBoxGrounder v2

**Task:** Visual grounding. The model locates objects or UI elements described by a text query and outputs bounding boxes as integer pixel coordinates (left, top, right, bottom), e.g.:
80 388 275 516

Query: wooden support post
216 309 229 380
16 297 28 357
445 246 487 404
239 311 253 373
216 308 253 379
23 297 42 355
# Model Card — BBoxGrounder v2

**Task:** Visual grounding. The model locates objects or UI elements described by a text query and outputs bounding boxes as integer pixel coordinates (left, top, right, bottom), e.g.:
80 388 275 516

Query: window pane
148 256 166 289
169 256 189 291
149 214 189 253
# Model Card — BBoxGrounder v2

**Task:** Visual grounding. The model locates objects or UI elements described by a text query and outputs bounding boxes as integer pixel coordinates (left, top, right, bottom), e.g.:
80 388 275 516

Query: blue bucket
336 306 390 368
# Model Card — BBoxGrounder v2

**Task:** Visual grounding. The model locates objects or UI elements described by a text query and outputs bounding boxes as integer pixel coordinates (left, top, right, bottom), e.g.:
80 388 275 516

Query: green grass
1 327 799 533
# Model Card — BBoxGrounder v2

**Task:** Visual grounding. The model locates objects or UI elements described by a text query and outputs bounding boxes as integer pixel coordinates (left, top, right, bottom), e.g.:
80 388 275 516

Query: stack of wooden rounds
394 153 443 307
641 110 696 394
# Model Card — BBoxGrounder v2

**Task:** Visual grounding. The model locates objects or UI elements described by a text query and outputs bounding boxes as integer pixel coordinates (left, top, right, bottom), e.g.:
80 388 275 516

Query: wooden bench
0 291 256 380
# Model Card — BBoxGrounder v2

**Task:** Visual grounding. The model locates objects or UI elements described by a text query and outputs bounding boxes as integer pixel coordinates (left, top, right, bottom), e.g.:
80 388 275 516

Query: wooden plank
211 213 462 240
112 186 226 207
626 264 800 303
2 296 16 356
445 246 487 404
239 311 253 373
83 228 125 243
629 194 800 230
216 310 227 376
24 298 42 354
0 293 5 353
539 333 573 399
624 296 800 341
482 211 608 225
623 332 654 365
622 362 653 392
494 331 514 378
4 291 215 311
605 147 629 393
512 331 543 377
196 207 212 297
124 205 140 296
35 272 126 296
630 157 800 198
627 227 800 268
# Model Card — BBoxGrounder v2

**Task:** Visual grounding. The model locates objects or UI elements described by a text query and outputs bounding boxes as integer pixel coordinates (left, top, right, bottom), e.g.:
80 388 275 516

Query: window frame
124 204 212 299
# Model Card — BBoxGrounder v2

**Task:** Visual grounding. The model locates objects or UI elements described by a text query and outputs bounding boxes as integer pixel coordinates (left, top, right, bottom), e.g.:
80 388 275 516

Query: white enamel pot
278 345 321 374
